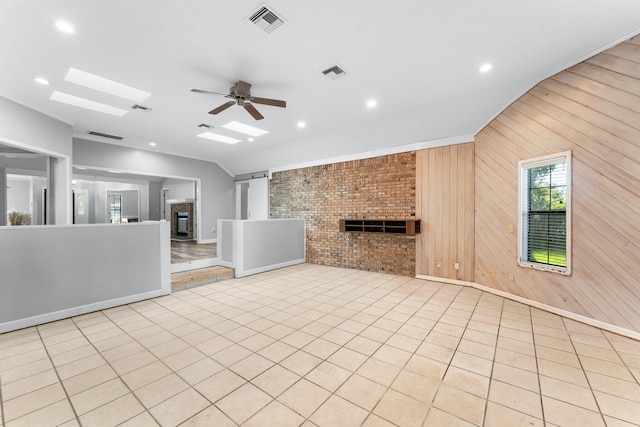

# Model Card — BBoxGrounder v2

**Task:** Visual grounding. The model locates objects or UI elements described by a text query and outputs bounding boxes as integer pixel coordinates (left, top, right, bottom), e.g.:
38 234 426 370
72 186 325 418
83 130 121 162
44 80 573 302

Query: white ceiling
1 1 639 176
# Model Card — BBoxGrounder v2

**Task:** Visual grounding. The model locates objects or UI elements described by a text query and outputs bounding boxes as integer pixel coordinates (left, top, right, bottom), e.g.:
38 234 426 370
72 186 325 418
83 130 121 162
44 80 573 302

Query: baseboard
198 239 217 244
416 274 640 342
0 288 170 334
236 259 306 278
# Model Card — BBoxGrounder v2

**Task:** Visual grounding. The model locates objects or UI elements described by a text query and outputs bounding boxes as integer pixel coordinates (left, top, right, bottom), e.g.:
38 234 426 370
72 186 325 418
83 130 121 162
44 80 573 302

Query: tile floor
1 264 640 426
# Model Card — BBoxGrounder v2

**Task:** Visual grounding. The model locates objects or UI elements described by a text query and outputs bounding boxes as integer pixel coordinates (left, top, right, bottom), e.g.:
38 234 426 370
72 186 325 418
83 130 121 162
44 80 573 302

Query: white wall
74 138 234 241
0 96 72 224
218 219 305 277
0 222 171 333
162 178 194 200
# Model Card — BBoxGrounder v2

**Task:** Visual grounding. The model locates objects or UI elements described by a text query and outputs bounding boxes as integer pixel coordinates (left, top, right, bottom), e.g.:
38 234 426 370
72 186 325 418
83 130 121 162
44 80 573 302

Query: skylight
50 91 128 116
197 132 241 145
222 121 269 137
64 68 151 102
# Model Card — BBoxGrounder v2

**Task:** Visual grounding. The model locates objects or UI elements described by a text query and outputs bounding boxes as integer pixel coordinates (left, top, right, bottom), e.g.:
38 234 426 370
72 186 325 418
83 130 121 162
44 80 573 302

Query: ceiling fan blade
209 101 235 115
191 89 228 96
235 81 252 96
251 97 286 108
244 103 264 120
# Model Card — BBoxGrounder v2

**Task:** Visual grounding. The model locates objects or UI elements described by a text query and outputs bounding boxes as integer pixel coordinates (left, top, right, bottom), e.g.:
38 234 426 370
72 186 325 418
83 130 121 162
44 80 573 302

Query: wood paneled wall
416 143 475 281
474 36 640 332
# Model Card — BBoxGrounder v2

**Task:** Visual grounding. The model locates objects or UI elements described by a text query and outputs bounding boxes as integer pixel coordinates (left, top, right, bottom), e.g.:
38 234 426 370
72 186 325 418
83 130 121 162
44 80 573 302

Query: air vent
198 123 213 129
131 104 152 112
322 65 347 80
87 131 123 140
247 4 284 33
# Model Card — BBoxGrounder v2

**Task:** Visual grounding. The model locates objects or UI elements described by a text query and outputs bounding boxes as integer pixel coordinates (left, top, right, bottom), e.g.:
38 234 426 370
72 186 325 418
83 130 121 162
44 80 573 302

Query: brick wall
270 152 417 276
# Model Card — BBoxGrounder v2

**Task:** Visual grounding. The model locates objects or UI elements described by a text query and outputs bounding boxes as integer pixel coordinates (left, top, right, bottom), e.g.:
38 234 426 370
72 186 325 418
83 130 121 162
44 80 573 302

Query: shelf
339 219 420 235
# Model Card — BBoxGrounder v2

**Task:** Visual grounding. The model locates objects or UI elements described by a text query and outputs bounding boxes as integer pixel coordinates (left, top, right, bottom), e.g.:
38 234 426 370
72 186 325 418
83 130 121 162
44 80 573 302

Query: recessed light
55 21 75 34
197 132 241 144
149 142 157 147
479 63 493 73
50 91 129 116
33 77 50 85
366 99 377 108
297 121 306 128
64 68 150 102
248 138 255 142
222 121 269 137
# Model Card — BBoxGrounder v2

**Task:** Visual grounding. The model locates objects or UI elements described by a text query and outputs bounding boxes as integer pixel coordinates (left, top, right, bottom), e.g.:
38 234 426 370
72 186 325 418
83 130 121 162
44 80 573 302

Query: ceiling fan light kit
192 80 286 121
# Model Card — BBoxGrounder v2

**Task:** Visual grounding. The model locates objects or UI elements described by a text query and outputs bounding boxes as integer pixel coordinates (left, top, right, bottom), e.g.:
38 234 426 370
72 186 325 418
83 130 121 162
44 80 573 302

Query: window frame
517 151 572 275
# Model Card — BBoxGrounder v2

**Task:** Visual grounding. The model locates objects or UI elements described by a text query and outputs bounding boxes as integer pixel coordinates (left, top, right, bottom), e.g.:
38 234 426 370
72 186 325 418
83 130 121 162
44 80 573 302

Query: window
518 152 571 275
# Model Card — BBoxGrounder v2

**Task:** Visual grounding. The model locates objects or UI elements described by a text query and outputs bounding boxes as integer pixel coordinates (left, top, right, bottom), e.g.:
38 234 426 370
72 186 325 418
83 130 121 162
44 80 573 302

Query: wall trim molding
269 134 475 177
415 274 640 342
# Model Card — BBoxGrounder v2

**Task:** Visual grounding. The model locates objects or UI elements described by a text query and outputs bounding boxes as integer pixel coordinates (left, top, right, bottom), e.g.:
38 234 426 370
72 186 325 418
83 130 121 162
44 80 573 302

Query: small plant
7 211 31 226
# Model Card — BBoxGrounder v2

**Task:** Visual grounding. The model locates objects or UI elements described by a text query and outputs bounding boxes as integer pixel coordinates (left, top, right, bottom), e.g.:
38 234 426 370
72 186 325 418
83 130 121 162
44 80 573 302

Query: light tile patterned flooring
1 264 640 426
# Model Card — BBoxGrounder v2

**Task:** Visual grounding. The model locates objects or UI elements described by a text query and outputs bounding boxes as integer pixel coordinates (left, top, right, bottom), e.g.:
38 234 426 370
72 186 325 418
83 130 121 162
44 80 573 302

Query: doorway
73 189 89 224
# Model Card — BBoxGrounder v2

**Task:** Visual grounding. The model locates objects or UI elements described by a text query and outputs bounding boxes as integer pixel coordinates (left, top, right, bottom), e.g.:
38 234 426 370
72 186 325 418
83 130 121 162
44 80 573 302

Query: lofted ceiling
1 1 639 176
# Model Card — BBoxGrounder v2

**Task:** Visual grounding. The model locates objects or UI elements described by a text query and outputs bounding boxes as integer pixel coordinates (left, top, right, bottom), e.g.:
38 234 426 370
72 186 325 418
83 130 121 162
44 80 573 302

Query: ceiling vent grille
247 5 284 33
131 104 152 112
87 131 123 140
322 65 347 80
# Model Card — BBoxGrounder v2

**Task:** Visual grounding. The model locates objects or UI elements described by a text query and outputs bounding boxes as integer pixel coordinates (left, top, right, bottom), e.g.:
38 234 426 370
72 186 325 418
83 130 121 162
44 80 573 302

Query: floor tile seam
600 326 640 388
26 326 80 427
561 318 628 425
0 341 46 363
0 366 68 402
365 283 474 427
0 360 5 427
447 288 502 427
67 307 197 427
211 385 275 425
279 376 339 426
0 333 45 350
0 357 54 388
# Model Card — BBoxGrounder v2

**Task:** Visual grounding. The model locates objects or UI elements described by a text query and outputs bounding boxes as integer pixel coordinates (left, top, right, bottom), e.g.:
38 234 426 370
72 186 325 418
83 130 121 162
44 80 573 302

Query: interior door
73 189 89 224
236 178 269 220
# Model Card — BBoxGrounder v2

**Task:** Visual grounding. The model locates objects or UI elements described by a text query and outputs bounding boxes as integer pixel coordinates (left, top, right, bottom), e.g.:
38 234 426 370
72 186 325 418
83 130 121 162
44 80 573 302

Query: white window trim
517 151 572 276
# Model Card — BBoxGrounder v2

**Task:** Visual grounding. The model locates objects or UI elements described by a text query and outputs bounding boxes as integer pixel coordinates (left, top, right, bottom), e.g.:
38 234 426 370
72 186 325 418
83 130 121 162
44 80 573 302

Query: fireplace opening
176 211 189 235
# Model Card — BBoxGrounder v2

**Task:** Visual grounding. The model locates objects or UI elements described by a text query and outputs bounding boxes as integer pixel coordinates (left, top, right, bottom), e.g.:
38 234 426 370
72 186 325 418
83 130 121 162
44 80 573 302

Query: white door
236 178 269 220
73 189 89 224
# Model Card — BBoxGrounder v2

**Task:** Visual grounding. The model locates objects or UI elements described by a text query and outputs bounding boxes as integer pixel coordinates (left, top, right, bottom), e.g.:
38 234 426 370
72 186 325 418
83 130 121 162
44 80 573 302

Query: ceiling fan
191 80 286 120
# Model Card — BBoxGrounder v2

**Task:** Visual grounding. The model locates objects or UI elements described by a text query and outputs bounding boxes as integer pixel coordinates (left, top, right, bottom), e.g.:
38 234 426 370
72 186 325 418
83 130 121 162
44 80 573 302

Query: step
171 266 235 292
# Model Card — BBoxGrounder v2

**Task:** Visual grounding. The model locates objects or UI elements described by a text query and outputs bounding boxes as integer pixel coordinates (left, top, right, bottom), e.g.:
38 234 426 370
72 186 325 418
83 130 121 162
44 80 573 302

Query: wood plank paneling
416 143 474 281
474 35 640 332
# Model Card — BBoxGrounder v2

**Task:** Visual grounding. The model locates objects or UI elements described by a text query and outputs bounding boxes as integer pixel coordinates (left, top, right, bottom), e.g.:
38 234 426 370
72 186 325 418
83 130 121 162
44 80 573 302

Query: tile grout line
0 353 5 427
529 303 547 426
67 311 166 426
418 285 490 427
480 291 506 427
561 317 609 426
34 326 82 427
